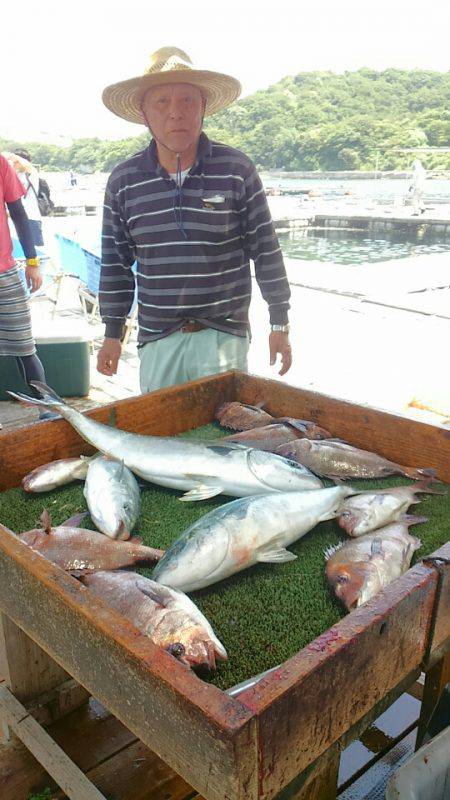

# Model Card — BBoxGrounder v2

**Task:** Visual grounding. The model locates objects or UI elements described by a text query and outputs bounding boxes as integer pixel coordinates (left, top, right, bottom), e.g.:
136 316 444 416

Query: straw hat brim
102 69 241 124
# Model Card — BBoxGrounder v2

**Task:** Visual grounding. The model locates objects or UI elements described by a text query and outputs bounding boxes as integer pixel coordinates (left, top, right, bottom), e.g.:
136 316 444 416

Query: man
98 47 292 392
0 154 55 422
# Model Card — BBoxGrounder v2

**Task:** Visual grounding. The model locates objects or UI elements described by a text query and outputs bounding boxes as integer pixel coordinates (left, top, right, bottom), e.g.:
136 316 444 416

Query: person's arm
241 165 292 376
97 176 136 375
7 199 42 292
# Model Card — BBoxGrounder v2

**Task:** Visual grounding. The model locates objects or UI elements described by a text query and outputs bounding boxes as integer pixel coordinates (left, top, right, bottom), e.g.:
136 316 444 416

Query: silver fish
22 454 96 493
84 456 141 540
277 439 435 481
325 516 423 610
81 570 227 671
9 383 323 500
153 485 355 592
337 481 439 536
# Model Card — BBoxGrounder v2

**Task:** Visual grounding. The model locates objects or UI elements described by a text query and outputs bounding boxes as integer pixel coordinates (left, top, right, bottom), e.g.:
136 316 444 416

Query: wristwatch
26 257 39 267
271 324 290 333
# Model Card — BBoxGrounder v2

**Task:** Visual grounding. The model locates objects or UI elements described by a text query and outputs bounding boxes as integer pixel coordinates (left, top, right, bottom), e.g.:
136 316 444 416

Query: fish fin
80 452 99 462
179 479 224 502
139 584 171 607
370 537 384 558
7 390 51 409
8 382 65 410
413 479 445 496
70 569 94 577
324 542 345 560
400 514 428 527
40 509 52 534
61 511 88 528
129 535 143 544
257 547 297 563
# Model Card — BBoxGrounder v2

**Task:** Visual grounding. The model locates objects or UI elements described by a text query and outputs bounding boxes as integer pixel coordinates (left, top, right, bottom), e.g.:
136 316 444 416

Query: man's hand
97 338 122 376
25 265 42 293
269 331 292 377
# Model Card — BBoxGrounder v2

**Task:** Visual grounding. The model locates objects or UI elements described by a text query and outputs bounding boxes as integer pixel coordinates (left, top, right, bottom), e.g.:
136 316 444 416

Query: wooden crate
0 371 449 800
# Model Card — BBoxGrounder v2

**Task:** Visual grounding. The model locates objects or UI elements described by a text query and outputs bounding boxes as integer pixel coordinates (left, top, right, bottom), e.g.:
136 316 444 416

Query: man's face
141 83 205 154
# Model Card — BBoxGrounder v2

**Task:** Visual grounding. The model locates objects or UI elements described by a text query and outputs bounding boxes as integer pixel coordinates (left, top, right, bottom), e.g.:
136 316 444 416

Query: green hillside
2 68 450 172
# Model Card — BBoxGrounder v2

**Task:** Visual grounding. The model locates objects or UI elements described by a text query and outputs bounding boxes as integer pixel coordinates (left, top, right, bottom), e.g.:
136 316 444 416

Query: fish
223 420 333 452
8 383 323 500
215 401 332 439
153 485 355 592
337 481 442 536
22 454 97 493
81 570 227 671
277 439 436 481
223 423 301 451
215 401 274 430
84 456 141 540
19 511 163 573
325 515 424 610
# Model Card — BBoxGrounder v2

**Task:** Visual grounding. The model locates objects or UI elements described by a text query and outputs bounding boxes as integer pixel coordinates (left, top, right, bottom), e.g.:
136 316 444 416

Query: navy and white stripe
99 133 290 343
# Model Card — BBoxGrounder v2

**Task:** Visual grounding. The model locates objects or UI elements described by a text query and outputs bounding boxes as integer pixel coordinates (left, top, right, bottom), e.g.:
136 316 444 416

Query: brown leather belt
179 321 208 333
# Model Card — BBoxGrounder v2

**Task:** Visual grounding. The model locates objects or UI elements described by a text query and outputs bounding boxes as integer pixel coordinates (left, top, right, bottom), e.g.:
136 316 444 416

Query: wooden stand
0 372 448 799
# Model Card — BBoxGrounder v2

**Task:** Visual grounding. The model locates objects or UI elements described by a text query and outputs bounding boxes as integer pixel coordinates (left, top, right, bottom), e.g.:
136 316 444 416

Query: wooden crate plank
0 684 106 800
0 699 137 800
234 373 450 482
0 526 258 800
0 372 236 490
423 542 450 661
237 564 437 799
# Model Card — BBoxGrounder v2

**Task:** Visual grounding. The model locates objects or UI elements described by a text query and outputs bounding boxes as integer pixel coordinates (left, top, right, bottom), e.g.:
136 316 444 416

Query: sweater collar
138 132 212 175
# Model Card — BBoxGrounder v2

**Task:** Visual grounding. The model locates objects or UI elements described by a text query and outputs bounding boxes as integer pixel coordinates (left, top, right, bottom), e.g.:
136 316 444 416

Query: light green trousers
138 328 249 394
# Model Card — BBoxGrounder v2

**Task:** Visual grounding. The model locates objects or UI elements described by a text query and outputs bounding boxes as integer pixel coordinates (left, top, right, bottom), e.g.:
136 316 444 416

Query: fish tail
7 381 66 410
413 478 445 496
31 381 66 406
402 466 437 482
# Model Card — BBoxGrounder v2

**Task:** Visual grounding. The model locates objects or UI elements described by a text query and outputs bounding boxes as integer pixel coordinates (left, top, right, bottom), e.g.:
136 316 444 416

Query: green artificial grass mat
1 423 448 691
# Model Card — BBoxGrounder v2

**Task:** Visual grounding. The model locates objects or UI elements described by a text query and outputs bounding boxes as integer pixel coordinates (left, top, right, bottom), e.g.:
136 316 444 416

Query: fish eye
337 574 349 584
167 642 185 659
341 511 351 519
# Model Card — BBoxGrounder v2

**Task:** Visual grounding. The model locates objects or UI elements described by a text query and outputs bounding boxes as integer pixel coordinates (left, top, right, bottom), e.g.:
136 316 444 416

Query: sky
2 0 449 142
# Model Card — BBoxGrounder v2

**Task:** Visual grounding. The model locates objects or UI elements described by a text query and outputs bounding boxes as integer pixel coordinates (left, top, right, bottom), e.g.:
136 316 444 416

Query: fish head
153 514 231 591
250 448 323 491
165 630 221 671
326 558 380 611
99 504 131 540
337 509 361 536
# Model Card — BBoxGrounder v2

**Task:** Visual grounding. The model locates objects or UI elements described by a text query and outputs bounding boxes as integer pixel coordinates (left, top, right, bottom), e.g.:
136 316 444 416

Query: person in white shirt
409 159 427 216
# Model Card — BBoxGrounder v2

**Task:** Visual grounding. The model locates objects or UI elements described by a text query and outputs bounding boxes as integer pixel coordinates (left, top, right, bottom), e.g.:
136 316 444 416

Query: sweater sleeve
241 166 290 326
99 177 136 339
7 199 37 259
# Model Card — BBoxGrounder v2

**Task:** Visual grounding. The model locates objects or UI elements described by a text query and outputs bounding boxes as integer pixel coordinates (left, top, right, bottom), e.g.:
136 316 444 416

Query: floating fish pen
0 372 449 800
313 212 450 238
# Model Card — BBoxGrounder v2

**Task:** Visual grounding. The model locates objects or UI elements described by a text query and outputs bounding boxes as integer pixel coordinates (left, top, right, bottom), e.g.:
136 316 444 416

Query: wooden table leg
274 746 340 800
416 650 450 748
0 613 88 737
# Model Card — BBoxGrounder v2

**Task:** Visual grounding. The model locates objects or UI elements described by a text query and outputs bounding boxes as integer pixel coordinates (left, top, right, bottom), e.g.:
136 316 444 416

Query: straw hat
102 46 242 124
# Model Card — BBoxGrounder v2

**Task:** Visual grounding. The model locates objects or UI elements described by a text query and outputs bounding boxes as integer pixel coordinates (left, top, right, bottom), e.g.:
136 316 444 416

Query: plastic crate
55 234 88 282
82 247 101 295
385 725 450 799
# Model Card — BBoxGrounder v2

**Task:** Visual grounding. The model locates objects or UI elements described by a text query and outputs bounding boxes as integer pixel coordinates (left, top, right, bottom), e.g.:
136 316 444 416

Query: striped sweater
99 133 290 342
